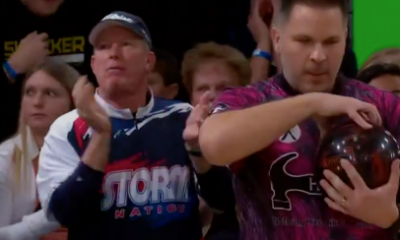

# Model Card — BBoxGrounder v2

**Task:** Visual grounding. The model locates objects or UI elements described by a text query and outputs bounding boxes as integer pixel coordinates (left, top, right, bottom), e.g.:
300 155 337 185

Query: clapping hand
72 76 111 133
183 91 211 148
183 92 212 173
248 0 272 45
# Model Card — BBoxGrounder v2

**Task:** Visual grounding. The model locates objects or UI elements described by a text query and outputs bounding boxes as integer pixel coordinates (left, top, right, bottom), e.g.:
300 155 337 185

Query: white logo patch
103 14 133 23
279 125 301 143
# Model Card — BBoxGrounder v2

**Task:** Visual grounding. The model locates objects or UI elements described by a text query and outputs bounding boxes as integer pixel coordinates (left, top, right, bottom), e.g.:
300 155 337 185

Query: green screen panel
353 0 400 68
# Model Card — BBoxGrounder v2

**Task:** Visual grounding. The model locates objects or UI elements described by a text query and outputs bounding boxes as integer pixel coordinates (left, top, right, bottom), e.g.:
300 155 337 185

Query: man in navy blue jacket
37 11 234 240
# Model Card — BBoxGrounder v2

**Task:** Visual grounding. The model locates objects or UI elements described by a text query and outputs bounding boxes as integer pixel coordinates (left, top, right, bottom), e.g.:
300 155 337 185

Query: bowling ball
316 123 400 189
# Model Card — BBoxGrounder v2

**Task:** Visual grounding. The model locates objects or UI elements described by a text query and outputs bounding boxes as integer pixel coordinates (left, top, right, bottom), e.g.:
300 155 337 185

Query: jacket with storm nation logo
37 92 204 240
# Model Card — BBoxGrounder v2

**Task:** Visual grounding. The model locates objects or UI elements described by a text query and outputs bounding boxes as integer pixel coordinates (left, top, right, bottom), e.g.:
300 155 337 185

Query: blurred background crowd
0 0 399 239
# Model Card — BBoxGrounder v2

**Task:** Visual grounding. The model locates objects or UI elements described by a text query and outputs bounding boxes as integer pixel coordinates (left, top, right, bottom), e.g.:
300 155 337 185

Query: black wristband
187 149 203 157
387 205 400 239
185 142 203 157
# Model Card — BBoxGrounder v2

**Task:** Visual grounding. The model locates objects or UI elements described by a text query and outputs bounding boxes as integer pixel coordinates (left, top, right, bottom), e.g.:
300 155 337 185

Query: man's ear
91 55 97 75
146 51 156 72
165 83 179 100
271 26 281 54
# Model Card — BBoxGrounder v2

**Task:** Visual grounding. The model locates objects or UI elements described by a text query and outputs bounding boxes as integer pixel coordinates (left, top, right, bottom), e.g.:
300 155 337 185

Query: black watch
185 143 203 157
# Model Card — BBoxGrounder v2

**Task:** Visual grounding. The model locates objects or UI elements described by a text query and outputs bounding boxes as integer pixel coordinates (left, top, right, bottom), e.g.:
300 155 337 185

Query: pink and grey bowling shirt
210 74 400 240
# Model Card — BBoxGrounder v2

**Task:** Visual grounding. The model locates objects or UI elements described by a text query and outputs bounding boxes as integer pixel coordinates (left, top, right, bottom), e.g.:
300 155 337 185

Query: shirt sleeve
209 85 264 173
210 85 263 115
37 111 104 227
0 140 60 240
0 210 60 240
0 142 14 227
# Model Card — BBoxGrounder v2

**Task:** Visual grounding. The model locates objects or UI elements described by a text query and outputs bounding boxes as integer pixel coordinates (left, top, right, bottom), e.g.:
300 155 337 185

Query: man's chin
298 83 334 94
101 80 143 95
31 6 61 17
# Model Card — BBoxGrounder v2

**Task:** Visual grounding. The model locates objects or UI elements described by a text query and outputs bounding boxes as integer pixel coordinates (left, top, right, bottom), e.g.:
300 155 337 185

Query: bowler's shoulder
215 78 277 107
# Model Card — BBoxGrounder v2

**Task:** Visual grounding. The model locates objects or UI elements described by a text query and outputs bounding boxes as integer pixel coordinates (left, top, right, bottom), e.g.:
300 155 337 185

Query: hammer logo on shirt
269 152 321 211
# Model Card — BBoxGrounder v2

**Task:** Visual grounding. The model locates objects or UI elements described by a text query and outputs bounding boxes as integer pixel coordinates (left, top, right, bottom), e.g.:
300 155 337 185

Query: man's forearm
250 40 271 83
4 58 25 84
199 93 319 166
1 66 15 85
189 154 235 211
49 131 110 226
82 131 110 172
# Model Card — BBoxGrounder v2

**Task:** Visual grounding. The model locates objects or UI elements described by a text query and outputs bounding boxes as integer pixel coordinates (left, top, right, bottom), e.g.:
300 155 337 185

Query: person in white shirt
0 59 79 240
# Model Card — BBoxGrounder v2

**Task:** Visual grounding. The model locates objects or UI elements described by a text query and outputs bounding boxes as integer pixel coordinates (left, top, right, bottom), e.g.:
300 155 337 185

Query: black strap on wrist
187 149 203 157
185 143 203 157
185 142 203 157
387 204 400 239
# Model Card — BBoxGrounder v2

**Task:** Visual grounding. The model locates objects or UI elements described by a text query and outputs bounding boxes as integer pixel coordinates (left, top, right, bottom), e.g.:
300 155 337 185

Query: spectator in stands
357 63 400 96
248 0 275 81
359 47 400 71
148 49 180 100
182 42 250 106
249 0 357 79
37 11 234 240
182 42 250 240
0 59 78 240
0 0 114 142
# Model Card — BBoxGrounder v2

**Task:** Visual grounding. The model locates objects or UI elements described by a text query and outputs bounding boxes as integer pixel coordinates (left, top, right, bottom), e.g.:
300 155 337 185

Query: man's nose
109 43 122 58
310 44 326 63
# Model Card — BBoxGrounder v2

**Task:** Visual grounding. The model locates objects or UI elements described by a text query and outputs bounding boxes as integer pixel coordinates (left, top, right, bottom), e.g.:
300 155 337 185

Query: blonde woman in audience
0 59 79 240
182 42 250 240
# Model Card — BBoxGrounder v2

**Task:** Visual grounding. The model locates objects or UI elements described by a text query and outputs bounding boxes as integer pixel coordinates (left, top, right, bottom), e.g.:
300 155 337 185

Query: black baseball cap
89 11 152 48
